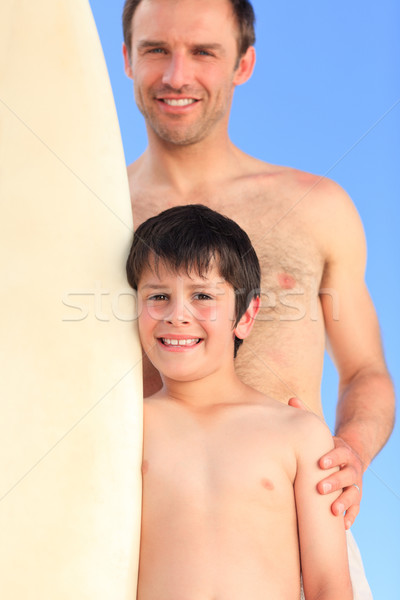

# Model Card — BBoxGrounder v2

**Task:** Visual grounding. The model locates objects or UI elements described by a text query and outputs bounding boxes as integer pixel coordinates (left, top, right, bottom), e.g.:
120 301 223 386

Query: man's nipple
142 460 149 475
278 272 296 290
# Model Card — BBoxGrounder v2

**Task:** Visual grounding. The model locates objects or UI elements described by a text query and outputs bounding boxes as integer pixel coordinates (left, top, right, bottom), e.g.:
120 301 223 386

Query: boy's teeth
162 338 199 346
163 98 196 106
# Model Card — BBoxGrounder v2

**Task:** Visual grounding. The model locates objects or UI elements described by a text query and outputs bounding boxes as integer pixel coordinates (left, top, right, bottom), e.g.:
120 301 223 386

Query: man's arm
295 414 353 600
142 351 163 397
318 180 395 527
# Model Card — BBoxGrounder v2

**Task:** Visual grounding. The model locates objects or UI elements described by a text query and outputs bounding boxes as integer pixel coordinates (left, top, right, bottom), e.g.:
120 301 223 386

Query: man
121 0 394 594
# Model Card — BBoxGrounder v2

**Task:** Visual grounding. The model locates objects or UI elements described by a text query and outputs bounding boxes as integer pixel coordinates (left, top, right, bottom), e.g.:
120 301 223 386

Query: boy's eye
194 293 213 300
148 293 168 301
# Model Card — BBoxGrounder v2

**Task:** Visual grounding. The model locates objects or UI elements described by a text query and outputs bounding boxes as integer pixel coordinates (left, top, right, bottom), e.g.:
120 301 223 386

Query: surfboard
0 1 142 598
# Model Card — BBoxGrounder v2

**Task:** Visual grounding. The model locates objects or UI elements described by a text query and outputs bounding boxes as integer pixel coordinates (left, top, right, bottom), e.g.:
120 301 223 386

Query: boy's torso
138 397 304 600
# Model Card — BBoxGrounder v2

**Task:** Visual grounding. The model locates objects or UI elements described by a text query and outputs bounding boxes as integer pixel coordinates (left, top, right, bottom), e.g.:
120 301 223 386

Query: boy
127 204 353 600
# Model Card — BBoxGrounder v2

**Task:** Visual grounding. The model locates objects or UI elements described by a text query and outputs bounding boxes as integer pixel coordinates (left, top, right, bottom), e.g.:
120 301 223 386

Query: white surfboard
0 1 142 598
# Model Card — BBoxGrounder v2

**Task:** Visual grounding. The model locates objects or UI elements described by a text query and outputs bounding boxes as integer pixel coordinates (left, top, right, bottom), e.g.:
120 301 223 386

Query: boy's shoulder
247 391 334 448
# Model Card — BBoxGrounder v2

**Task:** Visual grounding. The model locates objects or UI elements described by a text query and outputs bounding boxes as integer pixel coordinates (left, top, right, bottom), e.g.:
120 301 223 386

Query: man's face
125 0 243 146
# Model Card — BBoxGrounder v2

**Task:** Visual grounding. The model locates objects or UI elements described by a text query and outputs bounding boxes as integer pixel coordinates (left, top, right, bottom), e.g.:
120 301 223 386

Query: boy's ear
233 46 256 86
123 43 133 79
234 296 260 340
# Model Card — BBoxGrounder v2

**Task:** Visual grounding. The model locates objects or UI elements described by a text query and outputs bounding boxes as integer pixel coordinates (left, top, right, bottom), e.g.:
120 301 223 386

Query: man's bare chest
132 183 325 300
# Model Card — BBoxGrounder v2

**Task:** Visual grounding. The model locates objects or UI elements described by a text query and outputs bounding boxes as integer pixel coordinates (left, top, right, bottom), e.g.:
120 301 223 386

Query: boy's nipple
261 478 275 491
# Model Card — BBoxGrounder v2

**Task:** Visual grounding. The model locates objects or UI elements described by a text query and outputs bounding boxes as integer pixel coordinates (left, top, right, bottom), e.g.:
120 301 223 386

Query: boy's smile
158 336 202 350
137 261 238 383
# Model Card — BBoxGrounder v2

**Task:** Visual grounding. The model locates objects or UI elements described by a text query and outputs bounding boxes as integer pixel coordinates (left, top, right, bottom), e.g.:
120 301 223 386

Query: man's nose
162 53 192 90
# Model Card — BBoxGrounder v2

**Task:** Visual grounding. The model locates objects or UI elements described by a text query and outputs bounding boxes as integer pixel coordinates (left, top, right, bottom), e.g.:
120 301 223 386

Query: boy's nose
165 298 191 325
162 53 192 90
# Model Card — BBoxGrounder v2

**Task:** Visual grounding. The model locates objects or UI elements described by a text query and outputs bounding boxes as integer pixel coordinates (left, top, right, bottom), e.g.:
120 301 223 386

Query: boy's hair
122 0 256 60
126 204 260 356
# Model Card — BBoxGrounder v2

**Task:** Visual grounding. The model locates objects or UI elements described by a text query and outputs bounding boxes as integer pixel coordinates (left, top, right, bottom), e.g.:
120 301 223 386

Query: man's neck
138 130 244 194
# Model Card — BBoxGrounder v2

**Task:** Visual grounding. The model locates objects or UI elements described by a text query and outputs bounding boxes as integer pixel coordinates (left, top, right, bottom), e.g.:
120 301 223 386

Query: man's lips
160 98 198 107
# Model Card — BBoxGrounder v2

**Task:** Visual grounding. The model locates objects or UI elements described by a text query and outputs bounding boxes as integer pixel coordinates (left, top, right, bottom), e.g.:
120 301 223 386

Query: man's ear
234 296 260 340
123 42 134 79
233 46 256 86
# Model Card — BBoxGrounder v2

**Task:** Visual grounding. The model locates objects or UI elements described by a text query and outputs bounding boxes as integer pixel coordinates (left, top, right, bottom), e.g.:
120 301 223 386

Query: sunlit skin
123 0 254 147
137 262 246 386
124 0 395 536
136 262 352 599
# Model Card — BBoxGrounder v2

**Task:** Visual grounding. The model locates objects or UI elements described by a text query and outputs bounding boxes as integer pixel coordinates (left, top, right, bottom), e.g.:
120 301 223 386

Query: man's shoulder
240 155 350 202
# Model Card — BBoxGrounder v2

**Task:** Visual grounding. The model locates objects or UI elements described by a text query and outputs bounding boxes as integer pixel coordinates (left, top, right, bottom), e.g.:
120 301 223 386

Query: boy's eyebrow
140 283 170 290
140 280 226 290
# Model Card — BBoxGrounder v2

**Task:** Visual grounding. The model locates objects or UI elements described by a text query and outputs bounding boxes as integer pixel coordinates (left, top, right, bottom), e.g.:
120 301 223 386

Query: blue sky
89 1 399 596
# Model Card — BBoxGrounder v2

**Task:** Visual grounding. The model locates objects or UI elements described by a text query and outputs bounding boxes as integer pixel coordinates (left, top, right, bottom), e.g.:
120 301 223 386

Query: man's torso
130 159 331 412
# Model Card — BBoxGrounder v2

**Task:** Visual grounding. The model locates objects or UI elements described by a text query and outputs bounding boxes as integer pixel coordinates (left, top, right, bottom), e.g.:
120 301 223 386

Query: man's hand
288 397 364 530
318 436 364 529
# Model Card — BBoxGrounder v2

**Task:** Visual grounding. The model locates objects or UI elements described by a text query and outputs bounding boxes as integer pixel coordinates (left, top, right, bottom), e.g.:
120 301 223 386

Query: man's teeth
162 338 200 346
162 98 196 106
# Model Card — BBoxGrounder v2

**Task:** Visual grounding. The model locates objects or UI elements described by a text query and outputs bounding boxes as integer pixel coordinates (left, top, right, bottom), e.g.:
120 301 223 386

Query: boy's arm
294 413 353 600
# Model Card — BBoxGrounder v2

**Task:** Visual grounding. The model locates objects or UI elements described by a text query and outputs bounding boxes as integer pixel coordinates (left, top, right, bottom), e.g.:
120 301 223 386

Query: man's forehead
131 0 237 39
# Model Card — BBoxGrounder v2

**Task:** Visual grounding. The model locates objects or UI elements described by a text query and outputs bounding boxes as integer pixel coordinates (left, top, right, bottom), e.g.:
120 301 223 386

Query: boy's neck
159 368 249 411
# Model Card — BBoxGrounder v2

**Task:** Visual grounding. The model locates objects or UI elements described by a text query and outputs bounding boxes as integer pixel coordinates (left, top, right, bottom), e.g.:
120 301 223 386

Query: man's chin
152 127 207 147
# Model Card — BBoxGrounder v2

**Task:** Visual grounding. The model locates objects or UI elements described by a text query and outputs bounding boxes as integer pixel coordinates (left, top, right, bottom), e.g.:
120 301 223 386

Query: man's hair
122 0 256 60
126 204 260 356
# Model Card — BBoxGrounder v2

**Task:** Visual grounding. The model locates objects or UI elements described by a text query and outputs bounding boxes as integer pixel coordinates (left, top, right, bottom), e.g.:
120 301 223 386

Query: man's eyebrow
192 43 224 51
136 40 225 53
136 40 167 49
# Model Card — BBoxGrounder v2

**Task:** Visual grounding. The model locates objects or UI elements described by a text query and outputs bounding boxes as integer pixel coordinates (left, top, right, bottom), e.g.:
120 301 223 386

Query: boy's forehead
138 259 226 286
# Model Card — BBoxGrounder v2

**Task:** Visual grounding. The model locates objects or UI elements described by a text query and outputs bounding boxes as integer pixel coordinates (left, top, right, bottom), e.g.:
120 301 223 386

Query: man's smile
160 98 198 107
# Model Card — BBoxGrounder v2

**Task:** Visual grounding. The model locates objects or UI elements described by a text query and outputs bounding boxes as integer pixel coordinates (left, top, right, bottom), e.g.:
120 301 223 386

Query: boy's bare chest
142 406 296 512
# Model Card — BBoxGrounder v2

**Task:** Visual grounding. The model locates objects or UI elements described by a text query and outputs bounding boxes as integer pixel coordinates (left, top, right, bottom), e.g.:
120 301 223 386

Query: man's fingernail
323 458 332 468
345 520 352 529
336 503 345 515
322 483 332 493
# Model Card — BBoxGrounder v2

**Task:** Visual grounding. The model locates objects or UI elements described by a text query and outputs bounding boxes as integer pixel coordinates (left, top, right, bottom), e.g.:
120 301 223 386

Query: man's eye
195 49 212 57
148 48 166 54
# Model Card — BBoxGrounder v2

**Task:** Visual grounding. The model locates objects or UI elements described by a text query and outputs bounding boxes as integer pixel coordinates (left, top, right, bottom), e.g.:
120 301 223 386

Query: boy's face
123 0 248 146
137 259 238 383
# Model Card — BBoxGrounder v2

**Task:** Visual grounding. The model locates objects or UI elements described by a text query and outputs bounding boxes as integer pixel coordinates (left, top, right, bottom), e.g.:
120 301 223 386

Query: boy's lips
158 336 202 348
